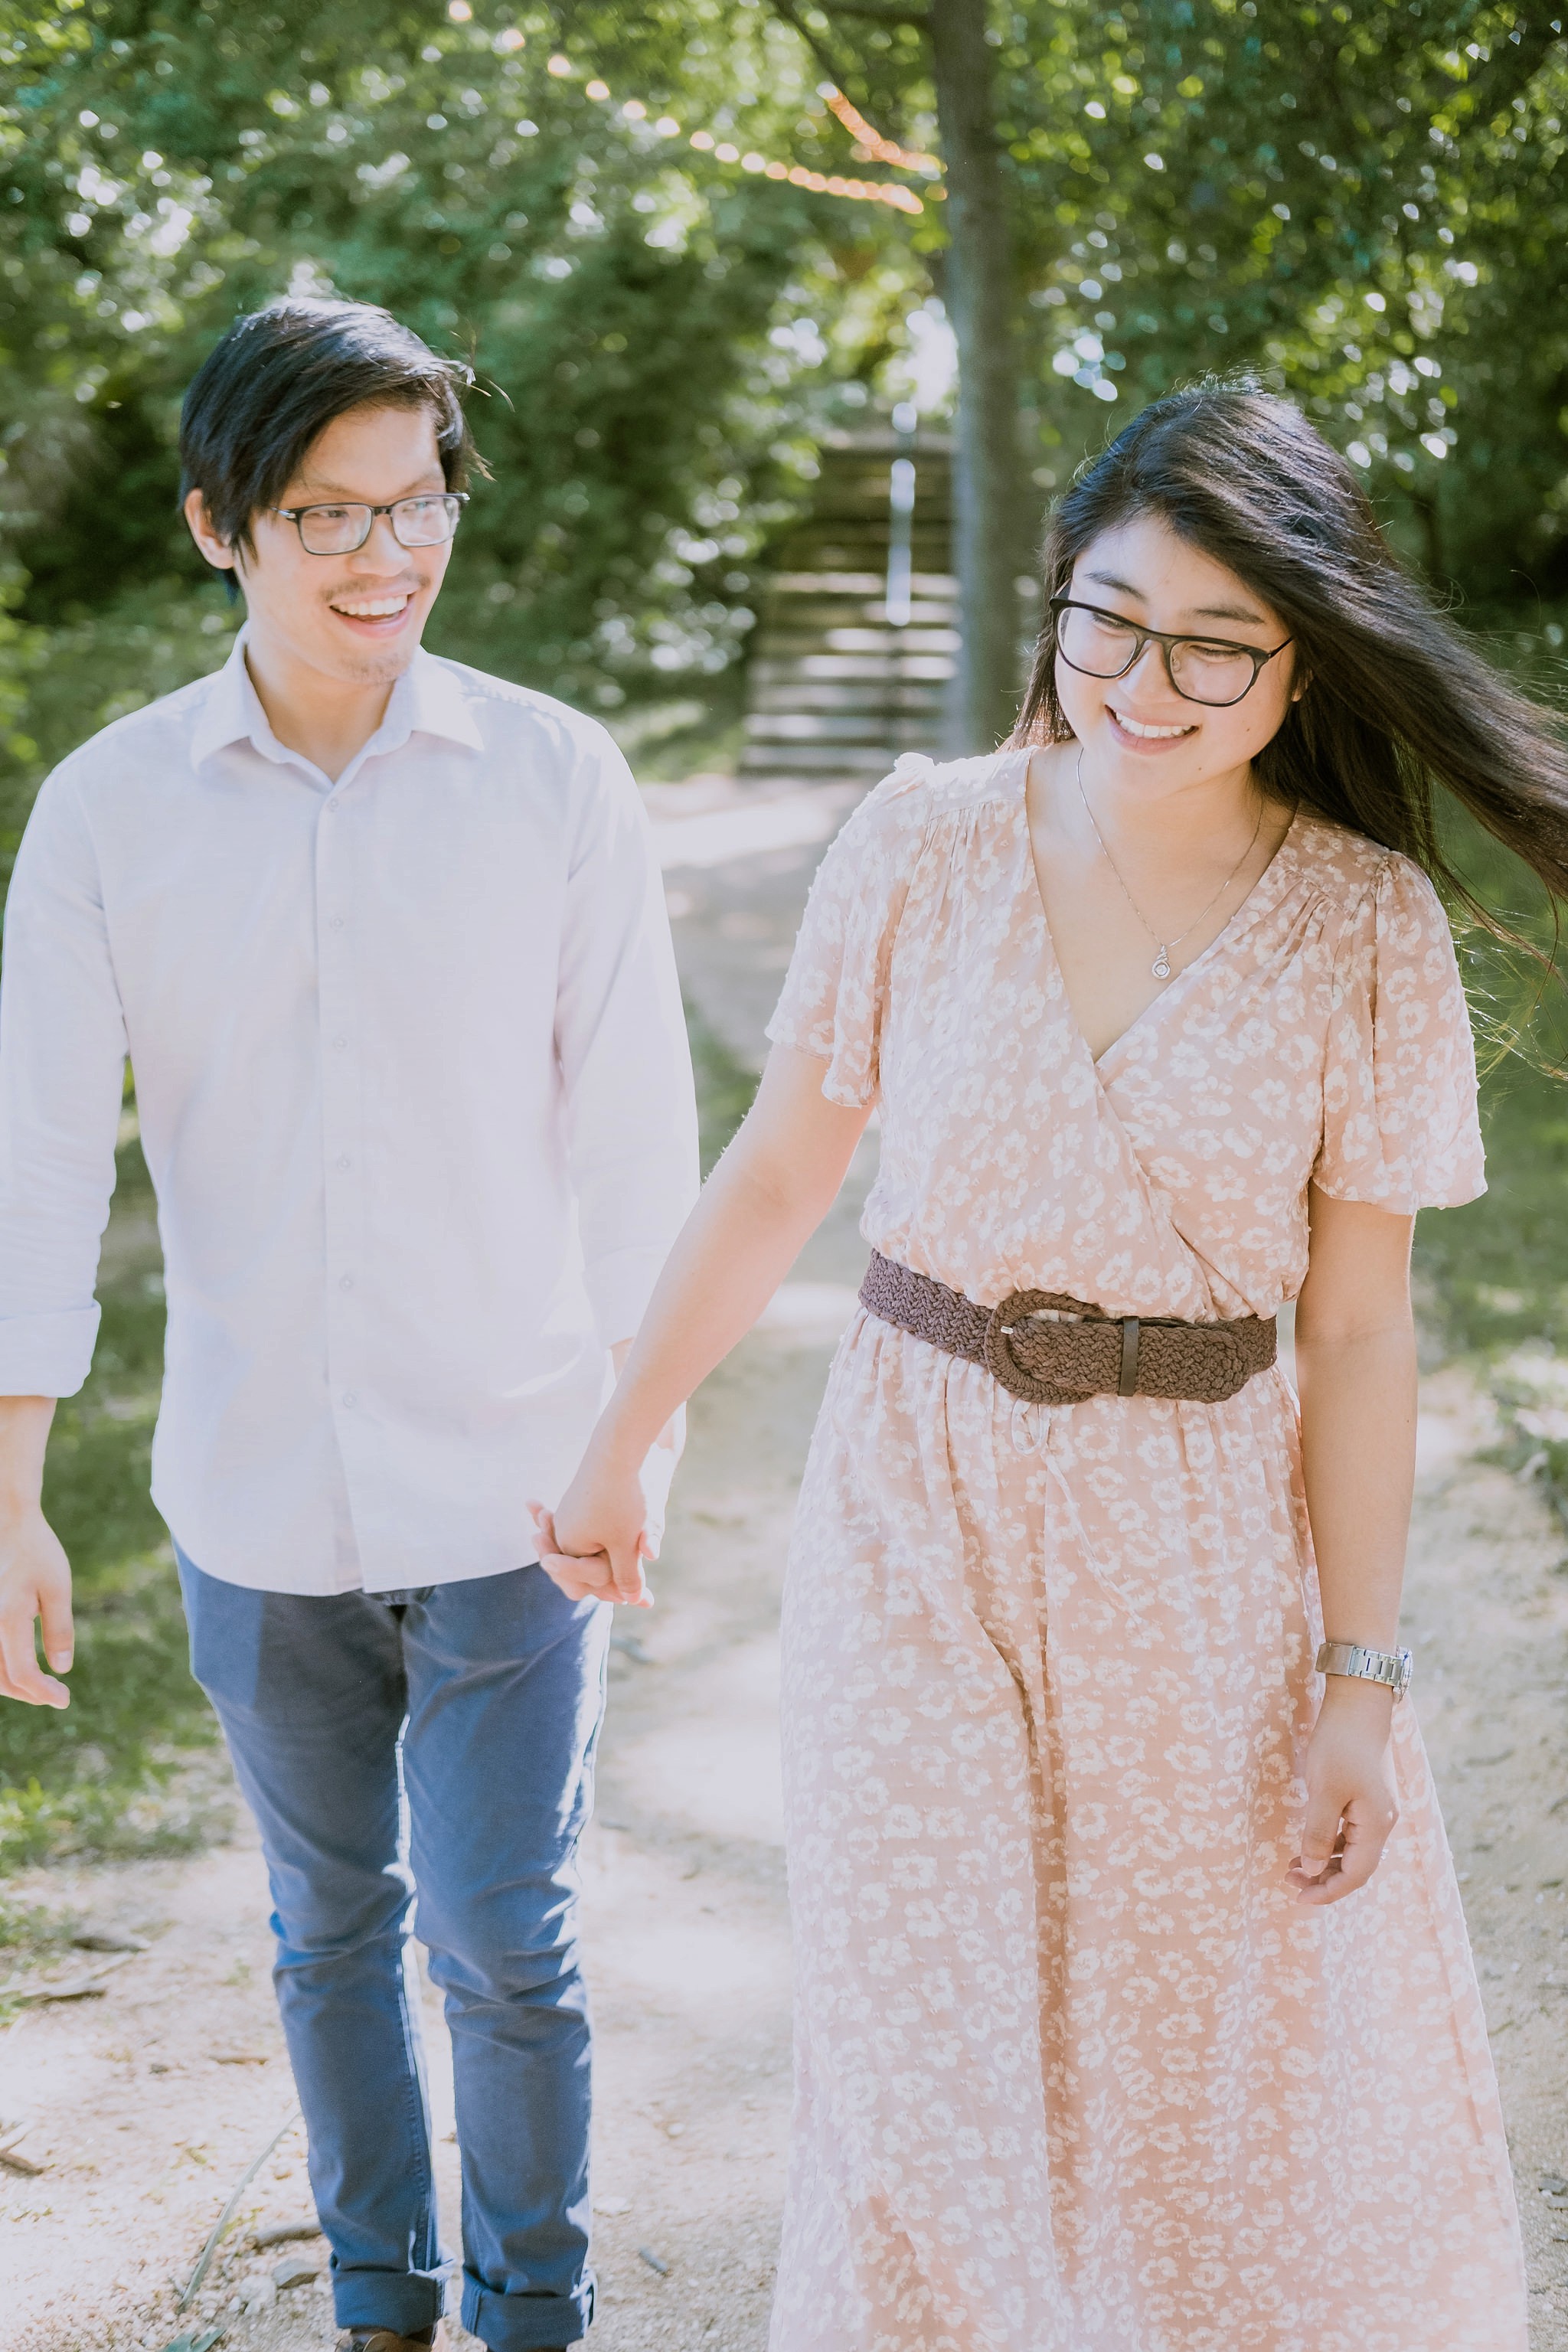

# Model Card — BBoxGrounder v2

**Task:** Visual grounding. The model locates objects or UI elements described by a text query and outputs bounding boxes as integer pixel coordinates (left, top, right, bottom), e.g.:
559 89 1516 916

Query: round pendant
1151 950 1172 981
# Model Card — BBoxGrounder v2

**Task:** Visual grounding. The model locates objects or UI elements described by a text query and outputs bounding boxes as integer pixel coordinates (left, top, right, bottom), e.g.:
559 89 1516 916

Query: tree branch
761 0 860 91
825 4 930 21
763 0 931 96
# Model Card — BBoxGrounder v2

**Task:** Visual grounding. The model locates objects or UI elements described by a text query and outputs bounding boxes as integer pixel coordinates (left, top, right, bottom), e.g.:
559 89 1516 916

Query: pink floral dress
762 749 1526 2352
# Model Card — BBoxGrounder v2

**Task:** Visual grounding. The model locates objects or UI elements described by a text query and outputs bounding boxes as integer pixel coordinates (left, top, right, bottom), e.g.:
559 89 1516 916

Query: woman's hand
1289 1677 1400 1905
528 1446 654 1610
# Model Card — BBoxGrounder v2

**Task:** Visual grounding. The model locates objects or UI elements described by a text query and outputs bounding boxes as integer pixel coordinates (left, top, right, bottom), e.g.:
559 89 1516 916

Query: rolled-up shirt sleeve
554 731 698 1346
0 766 129 1395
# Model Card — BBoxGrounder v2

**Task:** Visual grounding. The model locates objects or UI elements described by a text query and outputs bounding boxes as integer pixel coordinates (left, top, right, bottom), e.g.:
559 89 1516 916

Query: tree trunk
928 0 1021 753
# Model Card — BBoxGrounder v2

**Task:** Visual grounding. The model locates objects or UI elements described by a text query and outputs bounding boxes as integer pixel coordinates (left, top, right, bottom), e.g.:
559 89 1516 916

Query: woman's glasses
271 493 469 556
1050 596 1292 708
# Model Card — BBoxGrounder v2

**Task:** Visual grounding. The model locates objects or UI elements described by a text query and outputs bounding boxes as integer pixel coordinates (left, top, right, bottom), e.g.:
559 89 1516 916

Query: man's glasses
271 493 469 556
1050 596 1292 708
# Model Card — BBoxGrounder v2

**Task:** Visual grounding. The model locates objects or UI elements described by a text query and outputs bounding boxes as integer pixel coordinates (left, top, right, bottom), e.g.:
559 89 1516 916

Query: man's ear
183 488 236 575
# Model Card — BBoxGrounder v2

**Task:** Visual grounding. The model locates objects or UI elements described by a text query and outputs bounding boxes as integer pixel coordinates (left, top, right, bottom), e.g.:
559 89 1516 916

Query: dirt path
2 784 1566 2350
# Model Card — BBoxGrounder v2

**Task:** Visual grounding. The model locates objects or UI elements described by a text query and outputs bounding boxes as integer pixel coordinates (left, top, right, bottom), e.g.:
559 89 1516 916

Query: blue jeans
178 1552 609 2350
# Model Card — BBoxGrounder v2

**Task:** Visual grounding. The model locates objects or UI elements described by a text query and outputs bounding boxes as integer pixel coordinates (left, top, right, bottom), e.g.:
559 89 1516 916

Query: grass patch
1413 1056 1568 1364
1414 1054 1568 1538
687 995 760 1175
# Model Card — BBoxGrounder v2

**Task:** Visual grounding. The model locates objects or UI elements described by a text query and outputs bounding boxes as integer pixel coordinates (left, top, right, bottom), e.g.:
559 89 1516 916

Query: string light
687 123 924 212
821 87 940 178
540 57 933 217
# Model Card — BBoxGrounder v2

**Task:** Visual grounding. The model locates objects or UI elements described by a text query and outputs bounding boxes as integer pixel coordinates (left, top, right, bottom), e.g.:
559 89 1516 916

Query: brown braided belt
858 1249 1276 1407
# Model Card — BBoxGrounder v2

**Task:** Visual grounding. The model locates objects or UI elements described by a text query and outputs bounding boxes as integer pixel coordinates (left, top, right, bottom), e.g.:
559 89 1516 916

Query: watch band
1315 1639 1413 1700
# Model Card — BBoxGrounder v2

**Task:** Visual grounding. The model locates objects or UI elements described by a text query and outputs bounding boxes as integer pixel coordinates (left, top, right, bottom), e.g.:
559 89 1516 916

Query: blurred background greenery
2 0 1567 1872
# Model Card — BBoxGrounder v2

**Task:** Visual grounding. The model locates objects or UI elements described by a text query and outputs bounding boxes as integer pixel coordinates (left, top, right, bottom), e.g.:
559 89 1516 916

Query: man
0 297 697 2352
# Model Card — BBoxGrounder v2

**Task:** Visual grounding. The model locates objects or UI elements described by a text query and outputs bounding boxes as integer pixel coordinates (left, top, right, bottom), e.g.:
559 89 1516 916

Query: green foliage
5 2 1566 776
989 4 1568 590
0 0 913 744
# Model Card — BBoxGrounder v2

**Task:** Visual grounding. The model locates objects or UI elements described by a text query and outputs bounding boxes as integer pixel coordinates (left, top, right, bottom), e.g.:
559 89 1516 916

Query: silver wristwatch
1315 1639 1413 1700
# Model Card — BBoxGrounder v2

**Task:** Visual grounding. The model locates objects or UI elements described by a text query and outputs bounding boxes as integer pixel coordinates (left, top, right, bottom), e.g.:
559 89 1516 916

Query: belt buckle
982 1289 1107 1406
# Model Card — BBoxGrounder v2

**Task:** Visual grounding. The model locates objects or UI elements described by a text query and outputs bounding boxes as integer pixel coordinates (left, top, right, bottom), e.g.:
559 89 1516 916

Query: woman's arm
1288 1184 1418 1906
531 1044 872 1606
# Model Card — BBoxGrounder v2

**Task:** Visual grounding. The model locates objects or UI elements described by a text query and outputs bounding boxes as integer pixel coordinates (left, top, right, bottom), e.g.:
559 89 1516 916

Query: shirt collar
189 629 485 773
188 628 267 769
377 645 486 756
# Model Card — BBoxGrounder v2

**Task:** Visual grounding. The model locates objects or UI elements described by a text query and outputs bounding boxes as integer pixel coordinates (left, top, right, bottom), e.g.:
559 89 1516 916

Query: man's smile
327 588 419 632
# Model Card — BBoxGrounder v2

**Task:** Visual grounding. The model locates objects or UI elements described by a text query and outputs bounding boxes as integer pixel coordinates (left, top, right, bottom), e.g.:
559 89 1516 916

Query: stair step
740 746 916 776
750 684 947 715
741 432 962 777
817 629 960 655
745 713 910 743
770 570 957 597
753 655 953 682
758 621 958 645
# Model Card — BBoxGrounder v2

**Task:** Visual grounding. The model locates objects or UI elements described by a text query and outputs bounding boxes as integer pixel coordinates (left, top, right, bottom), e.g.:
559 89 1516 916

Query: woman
534 388 1568 2350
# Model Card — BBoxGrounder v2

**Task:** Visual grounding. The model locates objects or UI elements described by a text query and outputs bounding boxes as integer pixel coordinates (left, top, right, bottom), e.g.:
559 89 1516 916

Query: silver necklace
1075 753 1265 982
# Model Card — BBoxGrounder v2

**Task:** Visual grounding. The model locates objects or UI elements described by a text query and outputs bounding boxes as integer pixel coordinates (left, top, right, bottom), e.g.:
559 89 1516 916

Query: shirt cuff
0 1306 101 1397
583 1246 675 1348
637 1413 684 1559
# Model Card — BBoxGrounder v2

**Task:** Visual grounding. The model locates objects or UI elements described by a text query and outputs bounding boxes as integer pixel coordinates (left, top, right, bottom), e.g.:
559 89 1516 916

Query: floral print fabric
762 749 1524 2352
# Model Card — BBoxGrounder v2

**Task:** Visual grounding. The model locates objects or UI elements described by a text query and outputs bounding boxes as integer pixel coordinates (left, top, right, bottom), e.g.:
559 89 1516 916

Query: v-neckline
1008 747 1301 1075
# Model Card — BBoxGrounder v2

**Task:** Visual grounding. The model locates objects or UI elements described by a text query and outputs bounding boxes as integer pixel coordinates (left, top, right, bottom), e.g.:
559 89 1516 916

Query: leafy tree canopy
0 0 1564 818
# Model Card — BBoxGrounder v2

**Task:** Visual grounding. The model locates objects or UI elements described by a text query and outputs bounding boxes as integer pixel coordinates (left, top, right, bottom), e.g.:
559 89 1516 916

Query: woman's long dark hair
1011 385 1568 926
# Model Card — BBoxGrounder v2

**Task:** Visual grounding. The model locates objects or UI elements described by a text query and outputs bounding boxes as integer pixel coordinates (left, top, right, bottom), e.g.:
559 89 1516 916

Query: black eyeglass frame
270 492 470 554
1049 596 1292 708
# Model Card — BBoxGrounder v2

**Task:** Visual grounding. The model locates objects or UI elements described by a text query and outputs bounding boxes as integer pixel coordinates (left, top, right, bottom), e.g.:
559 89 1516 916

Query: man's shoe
336 2329 442 2352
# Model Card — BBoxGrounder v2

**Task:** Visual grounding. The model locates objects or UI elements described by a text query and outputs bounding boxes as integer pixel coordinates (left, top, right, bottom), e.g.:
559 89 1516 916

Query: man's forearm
0 1397 56 1512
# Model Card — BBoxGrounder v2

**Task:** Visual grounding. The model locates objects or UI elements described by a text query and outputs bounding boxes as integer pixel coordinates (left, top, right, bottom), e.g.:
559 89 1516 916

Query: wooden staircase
741 430 956 785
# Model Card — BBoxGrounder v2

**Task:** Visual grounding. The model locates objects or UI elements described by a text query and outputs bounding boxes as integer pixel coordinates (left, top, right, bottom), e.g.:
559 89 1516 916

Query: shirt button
328 916 345 931
342 1390 358 1408
325 801 340 815
332 1037 347 1050
336 1155 351 1171
339 1274 354 1290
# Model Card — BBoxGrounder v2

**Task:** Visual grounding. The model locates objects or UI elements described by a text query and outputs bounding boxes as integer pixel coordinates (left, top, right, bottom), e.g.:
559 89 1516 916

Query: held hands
528 1446 656 1611
1288 1676 1399 1905
0 1503 74 1708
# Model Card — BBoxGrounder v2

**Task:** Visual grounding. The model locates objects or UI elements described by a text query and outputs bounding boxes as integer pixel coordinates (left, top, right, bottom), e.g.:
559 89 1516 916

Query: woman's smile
1105 700 1200 748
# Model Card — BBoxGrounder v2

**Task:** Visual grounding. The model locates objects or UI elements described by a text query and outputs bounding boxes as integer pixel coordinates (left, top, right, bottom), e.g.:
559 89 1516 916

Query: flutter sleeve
764 757 932 1107
1314 852 1485 1212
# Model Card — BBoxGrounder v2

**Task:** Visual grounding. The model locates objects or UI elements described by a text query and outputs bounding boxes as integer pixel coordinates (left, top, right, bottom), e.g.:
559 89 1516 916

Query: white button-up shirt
0 633 697 1593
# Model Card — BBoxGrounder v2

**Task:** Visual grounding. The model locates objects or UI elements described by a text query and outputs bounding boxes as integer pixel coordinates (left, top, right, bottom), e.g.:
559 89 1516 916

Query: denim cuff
462 2269 595 2350
331 2262 446 2334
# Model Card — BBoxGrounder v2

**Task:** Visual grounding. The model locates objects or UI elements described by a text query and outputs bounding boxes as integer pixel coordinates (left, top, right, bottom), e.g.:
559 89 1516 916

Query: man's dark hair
179 296 481 550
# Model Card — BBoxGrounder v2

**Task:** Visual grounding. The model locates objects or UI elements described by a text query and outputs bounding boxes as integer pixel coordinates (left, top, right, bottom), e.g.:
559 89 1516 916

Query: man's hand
524 1338 670 1609
0 1501 74 1708
528 1442 655 1611
1288 1677 1399 1905
0 1397 71 1707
